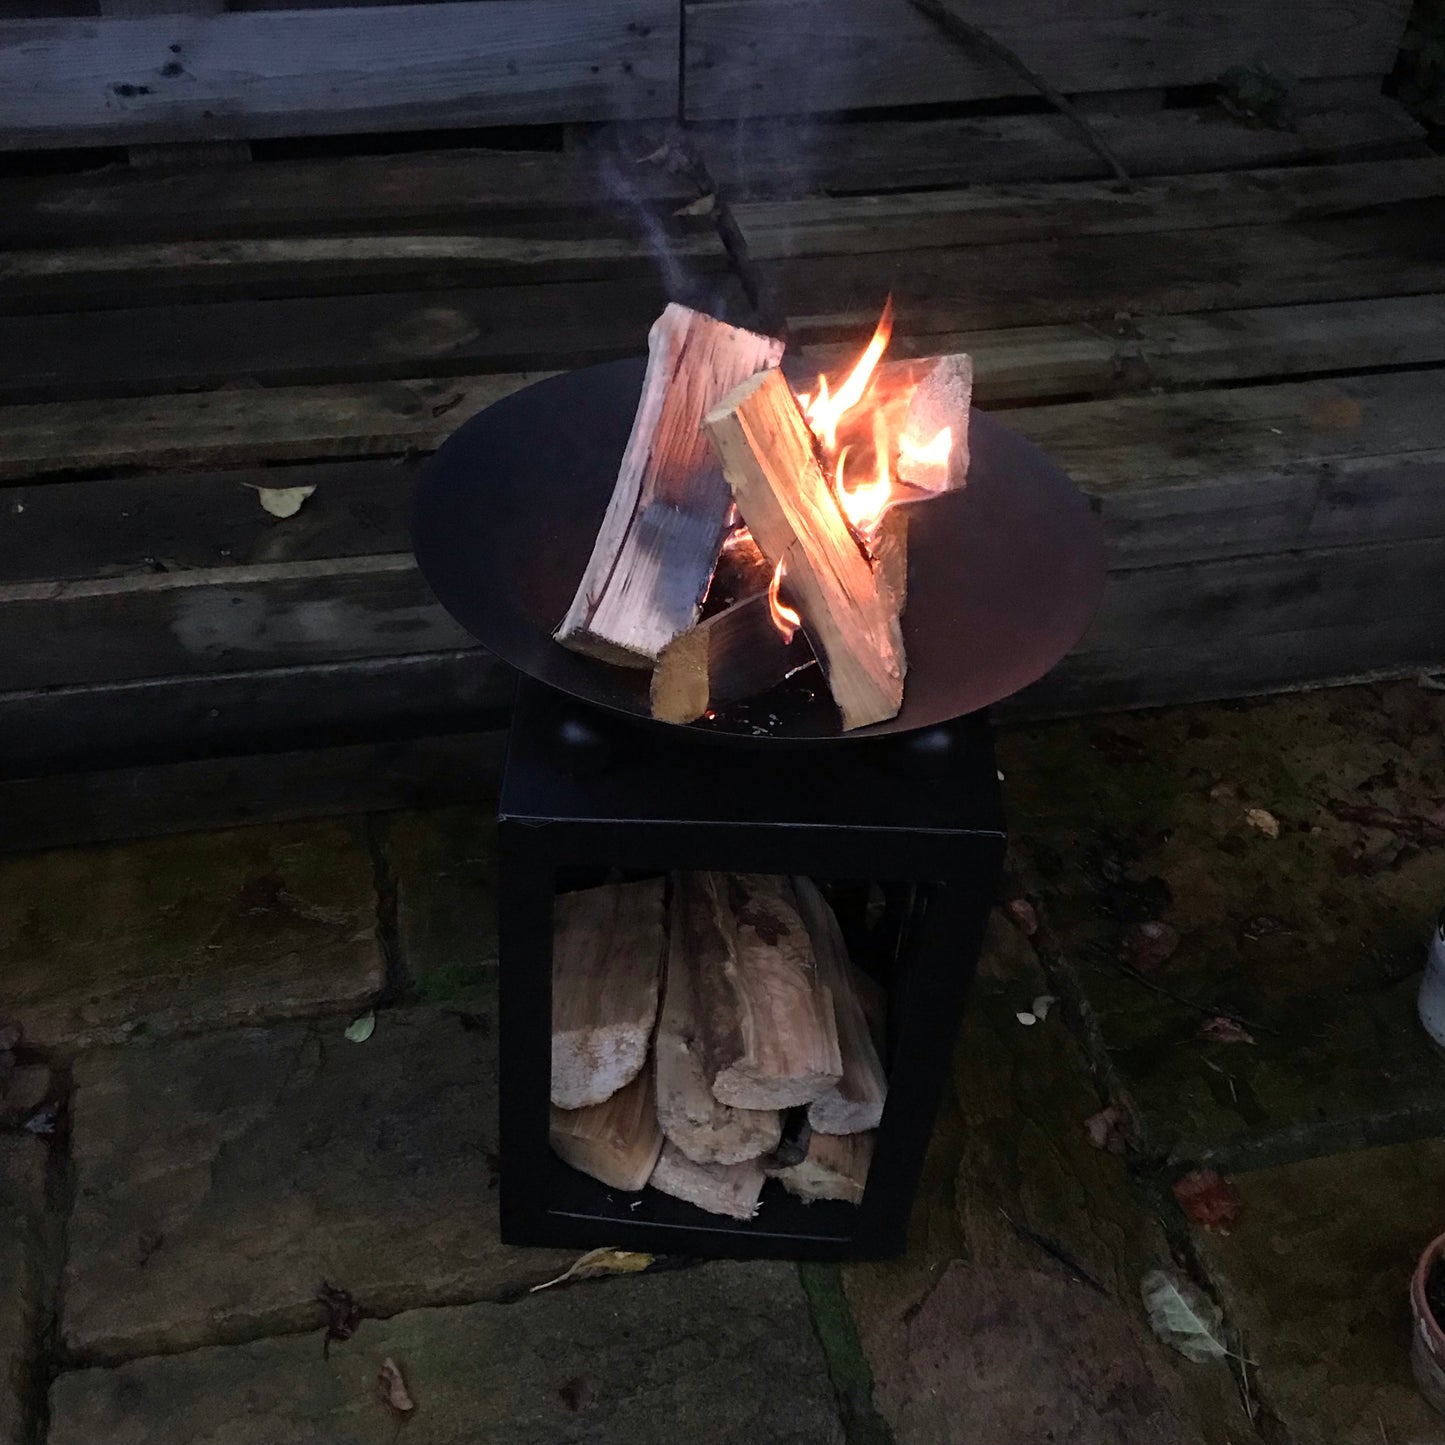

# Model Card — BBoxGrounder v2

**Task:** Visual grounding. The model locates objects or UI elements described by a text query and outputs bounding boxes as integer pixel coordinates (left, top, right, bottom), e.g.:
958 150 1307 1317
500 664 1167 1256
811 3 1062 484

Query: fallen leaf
251 483 316 519
23 1107 56 1137
1084 1104 1133 1155
530 1248 653 1293
1141 1269 1229 1364
1005 897 1038 936
1173 1168 1242 1233
317 1281 361 1358
1244 807 1280 839
1121 920 1179 972
1031 994 1057 1021
1198 1016 1255 1045
1015 1010 1038 1027
559 1375 598 1412
344 1012 376 1044
1208 781 1238 803
377 1358 414 1414
674 193 716 217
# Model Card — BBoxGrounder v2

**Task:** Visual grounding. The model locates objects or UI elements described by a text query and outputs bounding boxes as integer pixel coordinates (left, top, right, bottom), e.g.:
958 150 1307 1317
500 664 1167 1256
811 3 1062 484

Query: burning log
649 1140 765 1219
696 872 843 1111
555 304 784 666
649 592 814 724
898 355 972 493
655 874 783 1163
704 368 906 731
793 878 887 1135
551 878 666 1110
550 1063 664 1192
768 1129 875 1206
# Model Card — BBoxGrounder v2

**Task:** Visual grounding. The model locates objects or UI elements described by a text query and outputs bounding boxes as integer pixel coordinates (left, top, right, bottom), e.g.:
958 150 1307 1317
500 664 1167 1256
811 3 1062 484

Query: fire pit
413 320 1104 1258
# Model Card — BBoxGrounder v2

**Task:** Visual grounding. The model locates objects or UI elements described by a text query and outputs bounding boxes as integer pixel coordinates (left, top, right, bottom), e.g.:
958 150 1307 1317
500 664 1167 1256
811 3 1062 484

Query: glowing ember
767 558 801 643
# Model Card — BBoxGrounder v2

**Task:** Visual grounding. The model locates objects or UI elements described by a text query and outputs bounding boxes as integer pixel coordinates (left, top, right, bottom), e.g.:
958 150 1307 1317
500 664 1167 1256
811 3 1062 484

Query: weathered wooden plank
0 374 544 481
775 204 1445 343
0 274 746 403
0 554 474 690
694 100 1425 198
0 458 420 585
0 144 698 248
0 731 507 853
684 0 1410 120
735 158 1445 260
0 231 729 310
0 0 678 149
1011 371 1445 500
1013 537 1445 718
0 651 509 775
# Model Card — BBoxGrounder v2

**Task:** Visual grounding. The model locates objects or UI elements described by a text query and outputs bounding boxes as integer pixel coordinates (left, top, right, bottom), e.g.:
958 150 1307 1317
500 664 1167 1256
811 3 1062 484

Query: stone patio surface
0 678 1441 1444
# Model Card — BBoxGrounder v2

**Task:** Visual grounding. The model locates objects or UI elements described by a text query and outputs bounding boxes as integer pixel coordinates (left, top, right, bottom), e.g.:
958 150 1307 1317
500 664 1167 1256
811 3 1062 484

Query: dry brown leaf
1084 1104 1133 1155
1121 920 1179 972
1244 807 1280 839
530 1247 653 1293
1005 897 1039 936
1308 394 1364 431
377 1357 414 1414
1198 1016 1255 1045
1173 1168 1242 1234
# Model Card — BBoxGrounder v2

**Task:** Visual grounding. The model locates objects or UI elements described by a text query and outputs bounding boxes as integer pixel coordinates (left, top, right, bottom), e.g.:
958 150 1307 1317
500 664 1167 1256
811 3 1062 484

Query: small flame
767 559 801 643
798 300 893 454
899 425 952 470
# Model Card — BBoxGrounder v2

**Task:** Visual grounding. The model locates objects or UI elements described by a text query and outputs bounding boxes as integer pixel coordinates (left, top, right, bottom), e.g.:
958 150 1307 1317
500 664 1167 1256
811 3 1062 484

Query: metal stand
497 677 1006 1260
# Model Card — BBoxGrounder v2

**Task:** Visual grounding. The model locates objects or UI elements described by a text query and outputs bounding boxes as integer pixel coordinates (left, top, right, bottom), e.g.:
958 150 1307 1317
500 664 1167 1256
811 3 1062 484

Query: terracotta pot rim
1411 1230 1445 1354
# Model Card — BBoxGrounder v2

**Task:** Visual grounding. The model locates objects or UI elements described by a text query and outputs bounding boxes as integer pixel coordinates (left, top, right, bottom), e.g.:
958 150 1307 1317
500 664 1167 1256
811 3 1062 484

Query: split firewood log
550 1062 664 1192
768 1128 874 1205
793 878 887 1134
695 872 842 1110
551 878 666 1110
655 874 783 1164
556 305 784 666
649 1139 765 1219
704 368 906 730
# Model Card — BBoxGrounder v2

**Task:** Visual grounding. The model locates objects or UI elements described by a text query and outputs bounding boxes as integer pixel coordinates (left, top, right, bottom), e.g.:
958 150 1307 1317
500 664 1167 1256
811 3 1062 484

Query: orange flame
793 296 951 547
767 558 801 644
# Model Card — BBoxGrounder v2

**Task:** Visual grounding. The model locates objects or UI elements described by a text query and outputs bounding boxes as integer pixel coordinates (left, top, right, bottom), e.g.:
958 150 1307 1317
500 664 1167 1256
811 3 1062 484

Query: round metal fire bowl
413 356 1105 743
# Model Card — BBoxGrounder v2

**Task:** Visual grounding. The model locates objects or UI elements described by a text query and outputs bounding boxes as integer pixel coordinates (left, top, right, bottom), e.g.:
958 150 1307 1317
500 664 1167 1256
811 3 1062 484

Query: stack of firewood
549 874 887 1218
555 304 971 731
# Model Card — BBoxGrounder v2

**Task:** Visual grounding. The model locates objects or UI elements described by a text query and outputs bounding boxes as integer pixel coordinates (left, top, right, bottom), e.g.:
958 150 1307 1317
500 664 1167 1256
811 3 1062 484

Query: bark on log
649 1139 766 1219
704 367 906 729
793 877 888 1134
697 872 843 1110
550 1062 664 1192
649 592 815 724
551 878 666 1110
556 304 784 666
655 873 783 1163
769 1129 875 1205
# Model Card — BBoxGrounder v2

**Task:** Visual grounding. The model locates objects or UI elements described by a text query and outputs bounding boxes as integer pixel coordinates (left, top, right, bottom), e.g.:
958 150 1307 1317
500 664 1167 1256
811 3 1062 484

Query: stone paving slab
1 1137 50 1445
49 1263 842 1445
388 807 498 1007
64 1005 571 1362
845 914 1245 1445
1001 681 1445 1172
1193 1138 1445 1444
0 820 383 1052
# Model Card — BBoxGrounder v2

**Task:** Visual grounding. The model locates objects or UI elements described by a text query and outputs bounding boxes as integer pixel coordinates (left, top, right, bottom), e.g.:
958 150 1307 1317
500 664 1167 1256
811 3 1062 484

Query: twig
997 1207 1109 1295
1111 960 1282 1037
904 0 1133 185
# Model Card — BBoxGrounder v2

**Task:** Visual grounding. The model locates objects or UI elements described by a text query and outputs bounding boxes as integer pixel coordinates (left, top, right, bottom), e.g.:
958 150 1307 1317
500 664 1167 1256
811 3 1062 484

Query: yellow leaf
1244 807 1280 839
252 483 316 519
530 1248 654 1293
